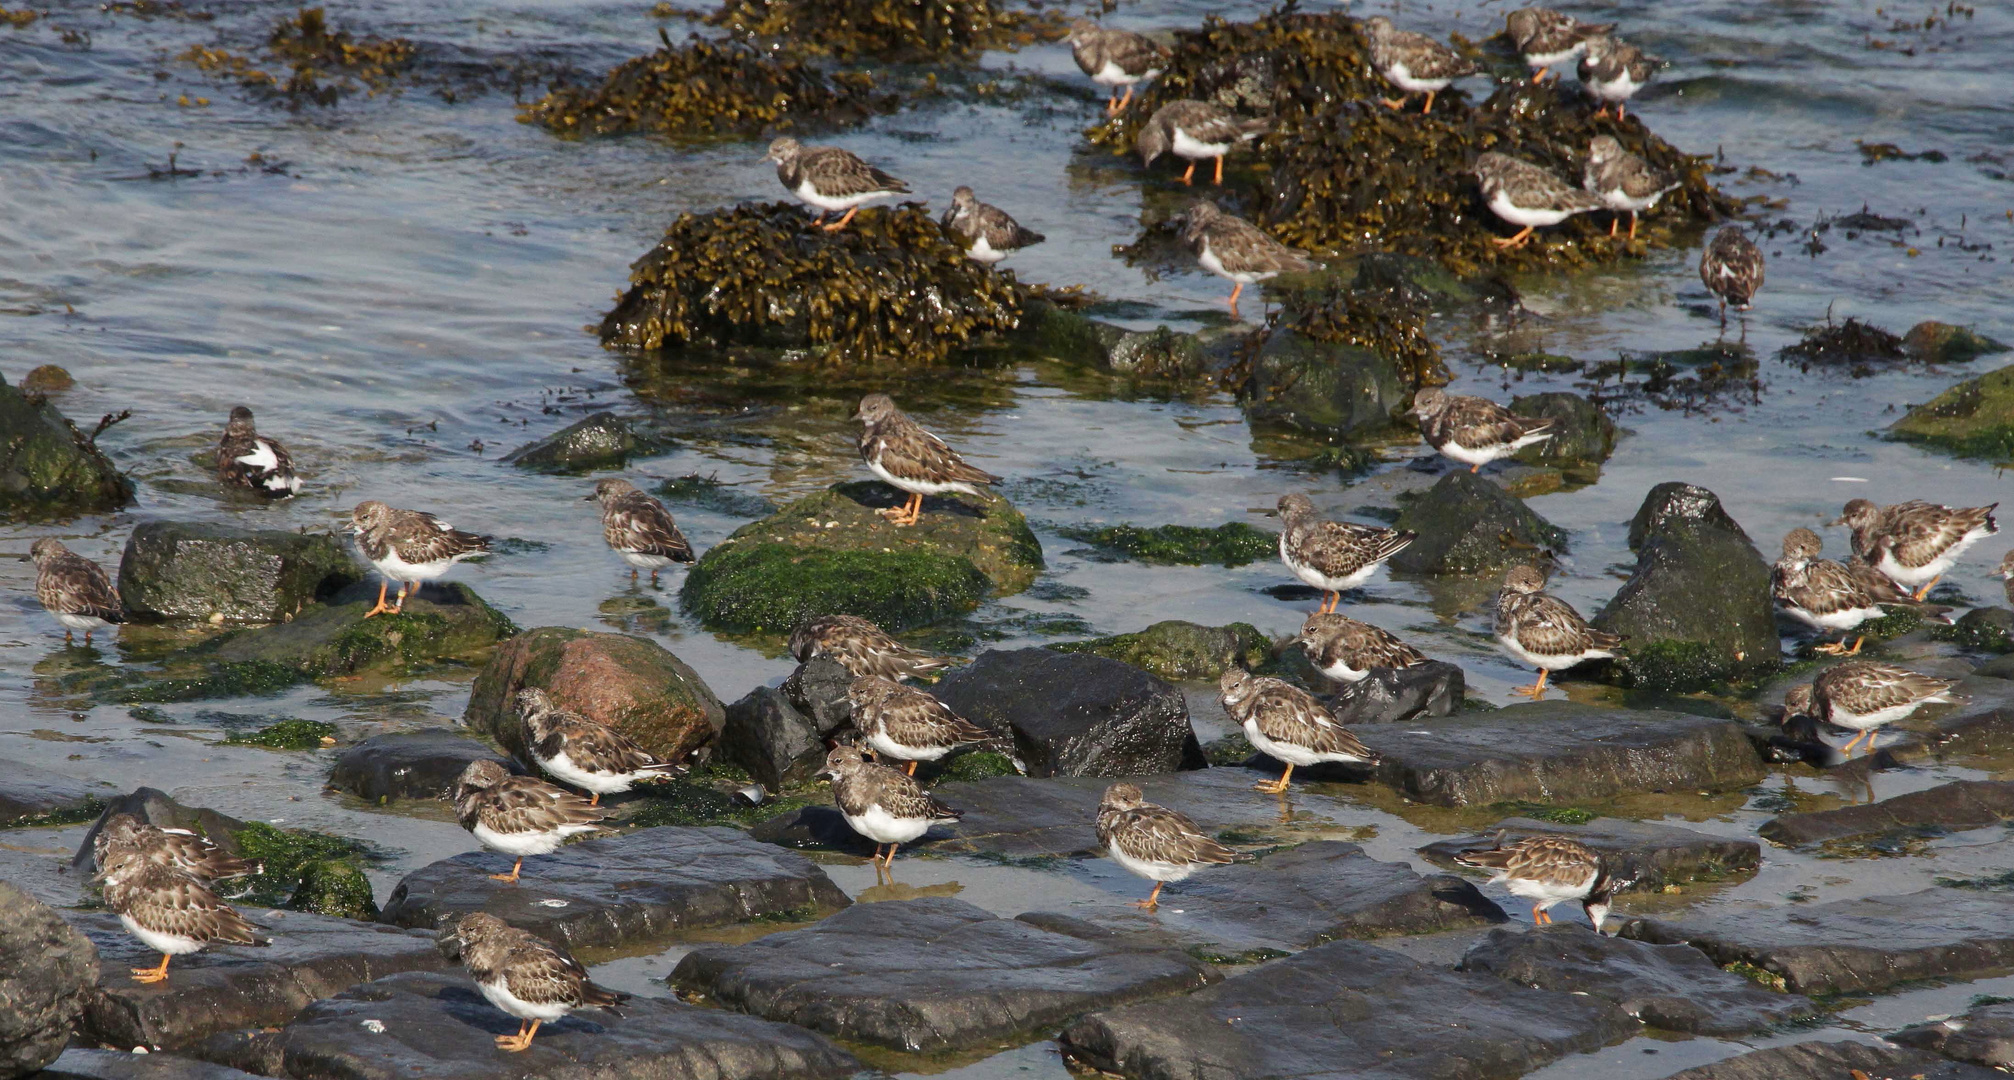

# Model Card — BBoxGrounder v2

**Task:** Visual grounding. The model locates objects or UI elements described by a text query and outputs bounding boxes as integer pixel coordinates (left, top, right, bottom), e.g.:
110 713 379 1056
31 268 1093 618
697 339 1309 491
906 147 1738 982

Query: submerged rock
1323 660 1465 724
327 730 517 803
1946 606 2014 653
931 648 1198 777
1420 817 1760 891
0 882 99 1077
706 0 1056 62
1890 362 2014 461
1894 1000 2014 1070
1904 320 2009 365
1660 1040 2000 1080
0 761 105 826
1758 779 2014 848
719 686 825 791
499 411 640 473
1507 392 1617 468
464 626 723 765
1390 470 1567 575
1051 620 1271 681
116 521 356 623
0 371 134 520
1056 522 1276 567
1240 326 1410 440
682 482 1040 633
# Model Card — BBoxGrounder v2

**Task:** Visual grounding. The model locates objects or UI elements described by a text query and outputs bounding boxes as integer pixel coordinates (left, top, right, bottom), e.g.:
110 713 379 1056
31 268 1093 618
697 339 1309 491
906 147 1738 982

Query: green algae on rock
1508 392 1618 469
1052 620 1272 681
501 411 642 473
707 0 1061 62
1904 321 2008 365
233 821 378 912
1057 522 1277 567
1391 471 1566 575
287 856 378 920
1889 362 2014 461
682 481 1041 633
600 202 1029 367
0 372 134 520
222 717 337 750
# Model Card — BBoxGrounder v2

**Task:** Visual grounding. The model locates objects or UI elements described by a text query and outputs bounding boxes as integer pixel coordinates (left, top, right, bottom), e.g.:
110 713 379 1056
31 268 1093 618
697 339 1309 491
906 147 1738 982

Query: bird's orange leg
1608 217 1619 238
1115 86 1135 113
498 1019 542 1052
1318 591 1339 615
1515 669 1550 700
1591 106 1611 120
881 843 901 880
894 492 922 526
489 857 524 884
1529 68 1545 84
389 583 410 614
1844 636 1864 656
1616 104 1628 121
1381 96 1405 110
1912 576 1941 601
1133 881 1165 910
1227 282 1243 316
1254 763 1295 794
1213 155 1224 185
650 569 661 586
1841 731 1867 757
1422 90 1437 114
363 580 394 618
904 760 918 776
63 630 74 644
1491 225 1536 249
1180 160 1196 185
1470 462 1482 473
84 630 95 644
131 953 172 983
821 207 860 232
587 793 601 807
1627 212 1640 241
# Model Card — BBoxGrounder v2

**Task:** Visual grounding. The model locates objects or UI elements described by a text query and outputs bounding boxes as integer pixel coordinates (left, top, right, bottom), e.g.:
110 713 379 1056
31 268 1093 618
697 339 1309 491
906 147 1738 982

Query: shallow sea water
2 0 2013 1075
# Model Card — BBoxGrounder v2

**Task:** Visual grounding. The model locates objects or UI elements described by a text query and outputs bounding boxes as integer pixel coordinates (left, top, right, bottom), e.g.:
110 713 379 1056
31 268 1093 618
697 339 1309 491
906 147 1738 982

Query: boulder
1240 329 1407 439
1390 470 1567 575
68 908 451 1051
1903 321 2009 365
287 858 378 922
258 969 862 1080
671 897 1218 1052
1660 1040 2001 1080
1946 606 2014 653
116 522 357 623
20 365 73 394
930 649 1199 777
1062 939 1636 1080
327 731 518 803
1420 817 1761 890
379 826 849 951
1104 325 1210 378
35 1049 267 1080
1351 702 1766 807
1057 523 1277 567
1591 483 1778 691
1759 778 2014 847
0 882 99 1077
0 761 104 826
1457 924 1815 1035
1889 362 2014 460
0 371 133 520
1508 392 1617 468
1322 660 1465 724
718 686 824 791
778 656 853 735
463 627 723 764
1050 621 1271 681
1894 1000 2014 1069
500 411 640 473
1618 887 2014 994
72 788 251 872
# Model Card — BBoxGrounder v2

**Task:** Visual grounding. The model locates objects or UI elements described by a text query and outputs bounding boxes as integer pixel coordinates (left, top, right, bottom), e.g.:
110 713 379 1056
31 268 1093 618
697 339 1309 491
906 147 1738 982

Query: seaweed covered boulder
1889 362 2014 461
0 371 134 520
117 521 357 623
500 411 643 473
1391 470 1566 575
1051 621 1271 681
600 202 1030 367
707 0 1059 62
464 627 724 764
1508 392 1617 469
1904 321 2007 365
682 481 1042 633
1236 278 1449 440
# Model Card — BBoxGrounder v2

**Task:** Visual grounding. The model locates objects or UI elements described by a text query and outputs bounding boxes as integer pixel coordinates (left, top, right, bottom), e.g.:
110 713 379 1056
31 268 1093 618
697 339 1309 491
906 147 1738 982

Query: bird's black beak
583 493 598 501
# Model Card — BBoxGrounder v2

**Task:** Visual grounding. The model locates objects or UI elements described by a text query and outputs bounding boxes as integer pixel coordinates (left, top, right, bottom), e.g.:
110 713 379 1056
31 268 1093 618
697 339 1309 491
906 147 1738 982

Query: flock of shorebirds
762 7 1767 321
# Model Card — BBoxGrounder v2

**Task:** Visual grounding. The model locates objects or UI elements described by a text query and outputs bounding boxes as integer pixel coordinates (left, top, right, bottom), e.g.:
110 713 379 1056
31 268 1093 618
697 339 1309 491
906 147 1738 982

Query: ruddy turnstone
1504 7 1613 83
29 538 123 645
1453 832 1634 930
941 186 1045 265
1772 528 1944 656
847 674 992 775
2000 550 2014 605
763 137 910 233
93 813 259 883
1833 498 1999 601
349 501 491 618
855 393 999 527
519 688 685 806
1577 34 1656 120
1699 226 1764 325
1296 612 1428 683
1362 16 1478 114
1473 152 1604 249
789 614 953 682
453 759 609 885
817 744 961 882
1067 20 1168 115
587 478 694 585
1782 660 1957 757
1137 100 1270 187
215 406 300 498
1408 386 1556 472
1218 668 1380 794
1096 782 1242 910
97 847 266 984
1494 564 1623 699
1276 494 1415 614
1179 202 1317 318
452 913 627 1053
1583 135 1679 240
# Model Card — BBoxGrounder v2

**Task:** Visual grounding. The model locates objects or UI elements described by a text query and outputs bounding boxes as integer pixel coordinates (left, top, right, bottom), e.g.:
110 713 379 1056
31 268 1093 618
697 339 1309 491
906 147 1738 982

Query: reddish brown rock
463 626 724 762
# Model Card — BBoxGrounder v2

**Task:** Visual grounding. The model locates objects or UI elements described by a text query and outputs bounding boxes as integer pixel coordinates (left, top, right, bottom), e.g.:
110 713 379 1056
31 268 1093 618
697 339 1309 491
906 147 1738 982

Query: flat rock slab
378 826 849 949
671 896 1218 1052
67 908 451 1051
1618 887 2014 995
1062 939 1635 1080
1457 924 1816 1035
1659 1040 2003 1080
1760 779 2014 847
326 730 517 803
1418 817 1761 890
1347 702 1766 807
38 1049 268 1080
0 761 104 825
263 970 862 1080
1894 1001 2014 1069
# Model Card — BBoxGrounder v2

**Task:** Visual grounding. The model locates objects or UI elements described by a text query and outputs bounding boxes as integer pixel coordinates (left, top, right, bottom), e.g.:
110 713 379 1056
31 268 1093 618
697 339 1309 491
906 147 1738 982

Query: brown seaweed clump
599 202 1029 366
707 0 1062 62
181 7 413 105
1274 277 1447 389
520 32 889 139
1778 316 1906 372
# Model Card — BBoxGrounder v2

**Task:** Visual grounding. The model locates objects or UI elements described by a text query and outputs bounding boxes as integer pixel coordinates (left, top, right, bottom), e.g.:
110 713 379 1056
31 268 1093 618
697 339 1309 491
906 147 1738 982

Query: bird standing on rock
93 813 260 884
1362 15 1478 115
941 186 1045 265
588 478 694 585
1454 832 1634 930
855 393 1000 527
847 674 993 775
349 500 491 618
1067 20 1168 115
1832 498 1998 601
1179 202 1317 318
98 846 266 984
1409 386 1555 472
790 614 952 682
453 759 608 885
452 912 627 1053
1137 100 1270 186
1772 527 1946 656
1296 612 1429 684
1218 668 1380 794
764 137 911 233
1782 661 1957 758
1276 494 1414 614
818 744 961 882
29 538 123 645
1493 564 1622 700
215 406 300 498
1505 7 1613 84
518 688 686 806
1097 782 1243 911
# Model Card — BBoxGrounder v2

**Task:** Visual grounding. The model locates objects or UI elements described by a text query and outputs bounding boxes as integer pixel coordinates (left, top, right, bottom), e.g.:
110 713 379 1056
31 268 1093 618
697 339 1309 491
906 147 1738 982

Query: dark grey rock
930 649 1201 777
1457 924 1816 1035
0 882 99 1077
1619 888 2014 994
327 731 516 803
1759 779 2014 847
72 789 250 873
1390 470 1567 575
68 908 449 1052
1508 392 1617 468
262 969 861 1080
671 897 1218 1052
1240 329 1406 440
1348 703 1766 807
719 687 824 792
1051 620 1271 682
1322 661 1465 724
1950 606 2014 653
35 1048 268 1080
500 411 639 473
0 762 102 826
378 826 849 950
1062 939 1636 1080
1660 1040 2001 1080
1105 326 1208 379
0 372 134 520
1894 1001 2014 1069
116 522 357 623
779 656 854 736
1419 817 1760 891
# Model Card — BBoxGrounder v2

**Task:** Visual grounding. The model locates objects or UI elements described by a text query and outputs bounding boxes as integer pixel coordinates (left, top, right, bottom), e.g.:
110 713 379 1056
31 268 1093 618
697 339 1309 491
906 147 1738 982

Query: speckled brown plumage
1181 202 1316 317
1296 612 1427 683
1833 498 1998 599
941 186 1044 264
1362 16 1477 113
1583 136 1678 239
1454 832 1631 929
1577 34 1657 118
1218 668 1378 793
1699 226 1764 321
765 137 910 232
99 849 266 983
1409 386 1556 471
1782 660 1957 756
453 912 625 1052
1137 101 1270 186
1773 528 1945 655
1276 494 1413 612
856 393 999 526
1494 564 1622 699
1068 20 1168 114
216 406 300 498
349 500 491 617
1096 782 1242 909
30 537 123 644
453 759 609 884
519 688 684 804
589 478 694 583
94 813 260 883
1473 152 1604 248
848 674 992 772
790 614 952 682
1505 8 1613 77
819 744 961 879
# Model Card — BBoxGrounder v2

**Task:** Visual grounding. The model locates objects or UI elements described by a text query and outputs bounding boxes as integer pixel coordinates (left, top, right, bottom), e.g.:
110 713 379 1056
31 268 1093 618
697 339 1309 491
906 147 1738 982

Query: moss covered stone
707 0 1060 62
287 858 377 920
1509 392 1617 468
232 821 375 910
223 718 337 750
1904 321 2007 365
1053 620 1271 681
0 372 133 520
1057 522 1277 567
1391 471 1566 575
501 411 641 474
117 521 358 623
682 481 1040 633
1936 608 2014 654
1889 363 2014 461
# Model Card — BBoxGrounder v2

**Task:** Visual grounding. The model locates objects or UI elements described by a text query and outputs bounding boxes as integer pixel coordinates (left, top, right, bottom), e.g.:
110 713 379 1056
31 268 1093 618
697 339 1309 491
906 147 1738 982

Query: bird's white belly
1244 718 1367 766
1829 700 1932 732
121 914 206 956
866 456 978 498
1782 603 1881 632
1315 658 1371 683
964 233 1006 264
1489 188 1579 228
1107 842 1197 883
1197 244 1271 286
617 549 676 570
1597 186 1665 213
1590 70 1642 102
1285 551 1382 593
478 978 573 1022
53 612 110 631
1501 867 1599 909
472 821 565 857
537 750 634 795
1092 59 1157 87
1497 632 1609 672
1383 59 1453 94
1169 127 1232 162
367 546 471 584
1878 523 1992 587
865 729 952 763
842 805 934 845
794 178 888 213
1524 47 1579 68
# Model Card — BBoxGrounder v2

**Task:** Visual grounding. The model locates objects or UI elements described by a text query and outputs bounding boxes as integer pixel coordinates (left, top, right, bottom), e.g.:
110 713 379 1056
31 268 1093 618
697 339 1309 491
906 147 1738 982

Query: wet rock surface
0 881 99 1077
778 656 854 735
1321 660 1465 724
72 788 251 871
499 411 642 473
1894 1000 2014 1069
1390 470 1567 575
1062 938 1635 1080
671 897 1218 1052
719 684 825 791
1619 887 2014 994
1889 361 2014 460
1904 320 2008 364
1760 778 2014 847
68 908 449 1051
1458 924 1815 1035
116 522 357 623
36 1048 268 1080
0 370 134 520
1507 392 1617 469
326 730 517 803
257 969 863 1080
463 626 723 765
1051 620 1271 681
0 761 104 825
379 826 849 950
1240 328 1408 440
1660 1040 2002 1080
1419 817 1761 890
931 648 1200 777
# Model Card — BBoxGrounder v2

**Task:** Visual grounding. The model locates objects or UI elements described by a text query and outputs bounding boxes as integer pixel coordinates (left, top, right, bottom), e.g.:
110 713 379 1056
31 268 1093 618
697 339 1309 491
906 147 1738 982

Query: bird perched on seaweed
764 137 910 233
1137 100 1270 187
1067 20 1168 115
